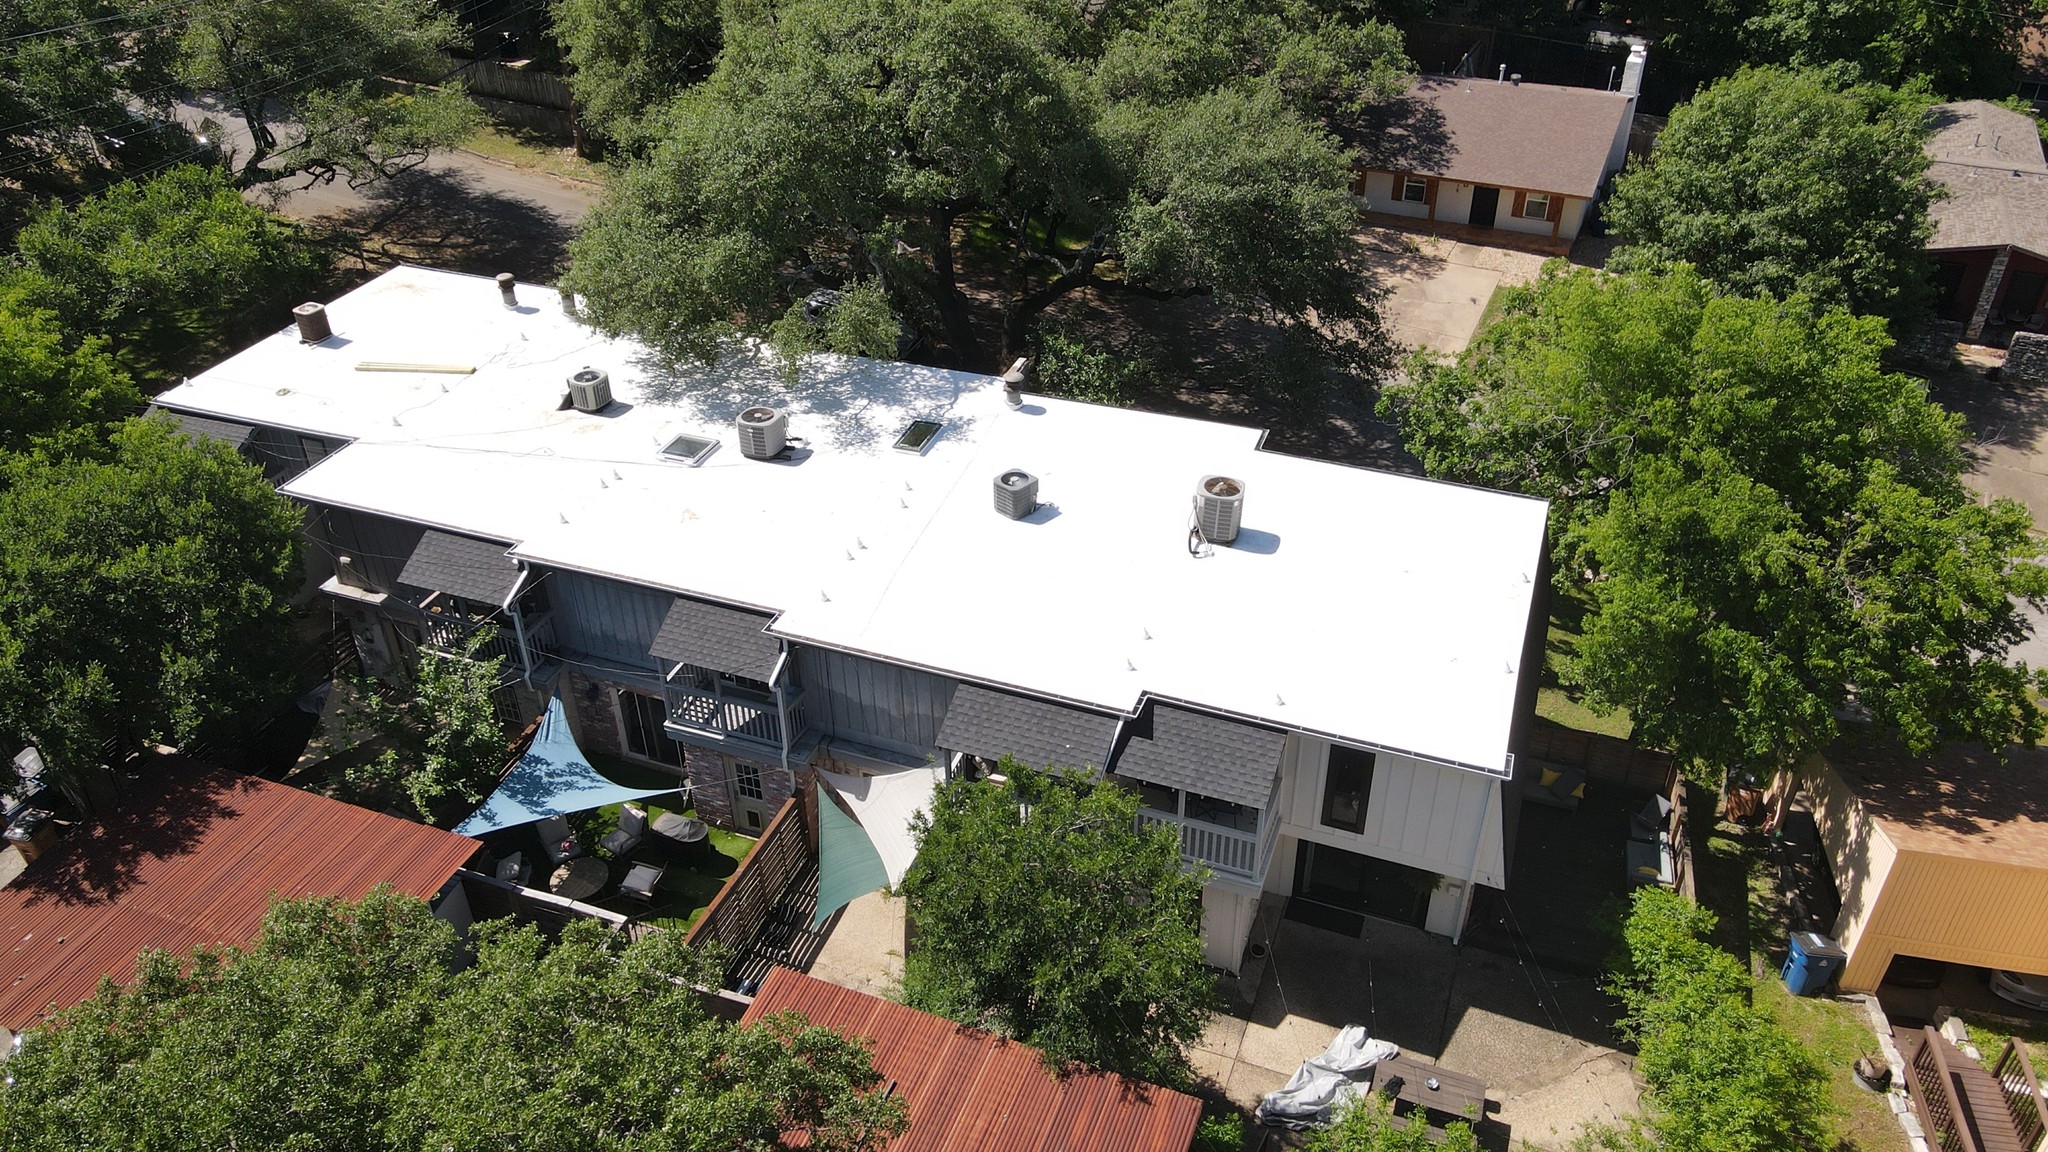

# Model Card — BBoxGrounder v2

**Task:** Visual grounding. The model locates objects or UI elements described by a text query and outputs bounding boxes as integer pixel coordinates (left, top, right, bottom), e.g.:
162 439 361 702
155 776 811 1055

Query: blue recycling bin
1781 931 1847 996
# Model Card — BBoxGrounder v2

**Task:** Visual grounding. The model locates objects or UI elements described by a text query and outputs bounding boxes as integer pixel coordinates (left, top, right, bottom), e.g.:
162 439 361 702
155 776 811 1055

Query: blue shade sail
455 697 681 836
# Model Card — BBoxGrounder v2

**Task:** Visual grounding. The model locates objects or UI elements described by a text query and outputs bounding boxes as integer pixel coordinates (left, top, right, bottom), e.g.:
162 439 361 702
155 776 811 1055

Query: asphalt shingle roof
934 684 1120 770
1927 102 2048 255
1111 704 1285 809
153 408 256 449
647 596 780 682
396 529 521 604
1368 76 1632 199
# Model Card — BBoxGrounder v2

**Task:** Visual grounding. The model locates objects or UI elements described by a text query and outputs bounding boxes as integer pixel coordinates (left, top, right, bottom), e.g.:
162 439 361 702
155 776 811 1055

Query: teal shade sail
813 782 891 928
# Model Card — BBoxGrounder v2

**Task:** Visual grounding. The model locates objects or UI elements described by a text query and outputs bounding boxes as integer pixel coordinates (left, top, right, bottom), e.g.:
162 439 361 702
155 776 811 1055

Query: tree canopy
1616 0 2048 100
562 0 1404 395
0 282 141 457
1381 265 2048 774
339 633 512 816
0 889 910 1152
5 164 322 382
550 0 722 150
0 0 185 226
1602 889 1834 1152
172 0 480 188
1604 67 1938 326
899 761 1213 1086
0 416 304 804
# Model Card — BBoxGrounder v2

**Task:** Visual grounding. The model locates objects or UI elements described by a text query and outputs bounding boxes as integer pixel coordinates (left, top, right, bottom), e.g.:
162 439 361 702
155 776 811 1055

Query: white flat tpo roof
156 266 1548 775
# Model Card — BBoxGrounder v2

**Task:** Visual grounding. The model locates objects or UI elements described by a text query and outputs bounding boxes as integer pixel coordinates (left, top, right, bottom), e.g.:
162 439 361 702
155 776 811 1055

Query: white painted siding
1436 182 1476 226
798 648 958 758
1495 203 1559 240
1281 739 1505 887
1202 886 1259 972
1363 171 1429 219
1559 199 1590 241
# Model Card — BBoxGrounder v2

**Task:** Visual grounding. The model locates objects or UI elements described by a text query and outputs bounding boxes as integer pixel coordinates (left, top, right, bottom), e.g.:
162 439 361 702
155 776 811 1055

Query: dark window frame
1320 745 1377 834
617 689 683 769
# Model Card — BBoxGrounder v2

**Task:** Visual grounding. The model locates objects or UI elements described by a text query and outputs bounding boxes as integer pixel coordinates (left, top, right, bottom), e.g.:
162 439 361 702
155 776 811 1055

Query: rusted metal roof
740 967 1203 1152
0 766 480 1032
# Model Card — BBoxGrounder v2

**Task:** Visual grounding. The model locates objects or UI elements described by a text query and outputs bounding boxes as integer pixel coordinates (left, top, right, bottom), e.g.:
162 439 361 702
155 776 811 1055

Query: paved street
175 97 598 281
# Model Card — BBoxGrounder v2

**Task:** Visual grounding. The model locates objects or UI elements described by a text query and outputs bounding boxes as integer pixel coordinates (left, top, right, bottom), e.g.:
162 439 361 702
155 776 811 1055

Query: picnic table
1376 1054 1487 1125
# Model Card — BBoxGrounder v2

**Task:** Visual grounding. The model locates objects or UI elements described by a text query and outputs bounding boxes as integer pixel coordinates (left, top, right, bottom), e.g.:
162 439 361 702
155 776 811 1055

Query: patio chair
537 814 580 865
619 861 665 901
494 851 530 886
601 804 648 857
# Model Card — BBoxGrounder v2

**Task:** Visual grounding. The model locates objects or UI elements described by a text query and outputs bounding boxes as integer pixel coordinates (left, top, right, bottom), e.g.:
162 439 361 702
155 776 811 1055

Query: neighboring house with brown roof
1803 739 2048 992
1354 45 1645 250
0 764 480 1033
1924 100 2048 338
740 966 1203 1152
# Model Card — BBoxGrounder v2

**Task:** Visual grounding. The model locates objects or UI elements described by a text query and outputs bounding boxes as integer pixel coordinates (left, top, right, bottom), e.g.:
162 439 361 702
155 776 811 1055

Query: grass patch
460 122 606 185
1726 817 1908 1152
578 792 755 934
1960 1011 2048 1068
1536 587 1636 739
1473 281 1515 336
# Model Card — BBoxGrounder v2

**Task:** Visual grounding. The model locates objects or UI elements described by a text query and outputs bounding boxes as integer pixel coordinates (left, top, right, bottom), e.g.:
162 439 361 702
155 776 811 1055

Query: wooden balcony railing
415 608 556 667
1907 1026 1978 1152
1137 808 1261 879
664 685 807 751
1991 1037 2047 1152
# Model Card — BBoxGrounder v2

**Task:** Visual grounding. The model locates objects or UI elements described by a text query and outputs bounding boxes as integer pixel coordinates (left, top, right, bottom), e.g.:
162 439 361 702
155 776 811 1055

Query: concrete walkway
1195 915 1640 1151
805 889 906 1000
1359 226 1551 355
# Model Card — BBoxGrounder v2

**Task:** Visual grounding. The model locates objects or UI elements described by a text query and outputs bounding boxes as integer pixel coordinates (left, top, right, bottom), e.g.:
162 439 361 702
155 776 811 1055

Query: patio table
652 813 708 844
550 856 609 901
1376 1054 1486 1125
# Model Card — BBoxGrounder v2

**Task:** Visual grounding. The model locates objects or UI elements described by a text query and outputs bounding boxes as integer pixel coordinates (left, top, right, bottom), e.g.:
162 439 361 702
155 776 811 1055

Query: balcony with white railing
413 607 556 668
663 681 809 755
1131 775 1283 884
1137 807 1263 880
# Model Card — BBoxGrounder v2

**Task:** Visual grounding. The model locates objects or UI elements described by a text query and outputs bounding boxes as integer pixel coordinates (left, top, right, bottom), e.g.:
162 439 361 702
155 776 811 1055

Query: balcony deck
1139 807 1265 881
663 685 809 756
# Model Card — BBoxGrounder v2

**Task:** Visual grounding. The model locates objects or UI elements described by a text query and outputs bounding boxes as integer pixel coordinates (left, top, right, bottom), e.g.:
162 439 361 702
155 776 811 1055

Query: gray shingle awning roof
153 408 256 450
648 596 780 682
935 685 1120 770
396 530 521 605
1111 704 1285 809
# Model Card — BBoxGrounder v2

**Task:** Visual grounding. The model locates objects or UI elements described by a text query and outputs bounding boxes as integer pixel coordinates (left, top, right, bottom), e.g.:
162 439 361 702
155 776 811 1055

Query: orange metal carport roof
741 966 1203 1152
0 765 480 1032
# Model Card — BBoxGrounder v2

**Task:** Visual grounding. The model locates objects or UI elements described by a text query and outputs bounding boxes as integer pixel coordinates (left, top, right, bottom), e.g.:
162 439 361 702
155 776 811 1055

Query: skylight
661 433 718 466
893 419 944 455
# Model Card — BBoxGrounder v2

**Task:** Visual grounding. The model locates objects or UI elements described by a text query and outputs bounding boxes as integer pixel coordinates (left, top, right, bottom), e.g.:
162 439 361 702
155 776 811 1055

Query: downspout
501 565 534 688
1451 764 1502 946
771 642 792 778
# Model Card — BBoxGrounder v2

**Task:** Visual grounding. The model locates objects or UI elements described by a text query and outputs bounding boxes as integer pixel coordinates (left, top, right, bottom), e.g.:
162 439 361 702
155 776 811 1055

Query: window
299 436 331 466
745 809 762 830
617 690 683 768
1320 745 1377 834
1400 176 1428 204
735 761 764 801
1518 193 1552 220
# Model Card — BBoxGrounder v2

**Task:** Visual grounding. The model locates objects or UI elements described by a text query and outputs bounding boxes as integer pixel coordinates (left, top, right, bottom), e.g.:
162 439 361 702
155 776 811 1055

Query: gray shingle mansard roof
1111 703 1286 809
151 407 256 450
396 529 522 605
935 684 1120 770
648 595 781 683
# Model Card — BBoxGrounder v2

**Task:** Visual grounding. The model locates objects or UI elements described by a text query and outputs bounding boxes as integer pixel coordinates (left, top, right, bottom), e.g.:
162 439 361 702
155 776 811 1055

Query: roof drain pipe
770 642 793 779
1450 765 1501 946
502 564 535 689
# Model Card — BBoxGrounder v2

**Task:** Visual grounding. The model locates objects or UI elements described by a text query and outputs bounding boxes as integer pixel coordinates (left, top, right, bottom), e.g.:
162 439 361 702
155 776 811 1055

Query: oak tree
900 761 1213 1086
1381 265 2048 776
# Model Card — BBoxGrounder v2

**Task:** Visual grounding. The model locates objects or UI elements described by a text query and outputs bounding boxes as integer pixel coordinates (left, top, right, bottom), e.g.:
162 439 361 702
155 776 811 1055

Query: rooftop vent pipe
1510 73 1522 85
567 367 612 412
1000 357 1032 408
294 302 331 343
496 273 518 309
1498 64 1506 82
737 406 789 459
1194 475 1244 544
994 470 1039 519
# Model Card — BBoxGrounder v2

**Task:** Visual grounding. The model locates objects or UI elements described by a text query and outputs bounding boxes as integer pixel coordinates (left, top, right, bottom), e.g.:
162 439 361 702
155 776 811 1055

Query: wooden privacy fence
428 53 572 109
684 786 814 963
1525 720 1678 795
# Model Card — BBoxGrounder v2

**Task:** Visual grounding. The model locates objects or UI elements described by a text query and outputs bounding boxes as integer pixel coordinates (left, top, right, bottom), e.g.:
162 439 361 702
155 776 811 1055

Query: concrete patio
1197 913 1641 1151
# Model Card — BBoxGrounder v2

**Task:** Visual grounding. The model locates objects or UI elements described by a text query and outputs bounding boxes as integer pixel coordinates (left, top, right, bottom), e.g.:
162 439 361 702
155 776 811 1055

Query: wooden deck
1900 1026 2029 1152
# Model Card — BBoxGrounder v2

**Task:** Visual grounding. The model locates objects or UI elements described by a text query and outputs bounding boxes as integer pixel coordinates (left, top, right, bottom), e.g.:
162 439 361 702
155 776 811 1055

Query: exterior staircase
1902 1025 2047 1152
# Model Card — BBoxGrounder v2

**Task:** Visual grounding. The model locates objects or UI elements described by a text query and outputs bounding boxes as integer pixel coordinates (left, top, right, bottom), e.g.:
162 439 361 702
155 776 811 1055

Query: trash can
1782 931 1848 996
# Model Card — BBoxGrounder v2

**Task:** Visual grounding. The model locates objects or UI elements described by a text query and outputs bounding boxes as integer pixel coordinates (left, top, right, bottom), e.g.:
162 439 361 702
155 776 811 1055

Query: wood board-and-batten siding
1278 736 1507 888
542 570 960 758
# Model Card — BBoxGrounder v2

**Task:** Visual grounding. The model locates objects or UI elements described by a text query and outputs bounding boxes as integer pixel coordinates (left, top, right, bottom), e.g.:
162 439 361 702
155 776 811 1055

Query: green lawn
1726 819 1908 1152
1536 588 1636 739
459 122 606 185
1960 1012 2048 1070
576 782 756 933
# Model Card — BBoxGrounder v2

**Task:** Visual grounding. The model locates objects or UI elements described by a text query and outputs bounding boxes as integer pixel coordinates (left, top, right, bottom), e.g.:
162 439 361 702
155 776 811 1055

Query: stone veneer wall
563 668 627 760
685 746 733 828
2006 331 2048 384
